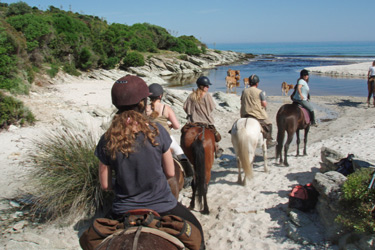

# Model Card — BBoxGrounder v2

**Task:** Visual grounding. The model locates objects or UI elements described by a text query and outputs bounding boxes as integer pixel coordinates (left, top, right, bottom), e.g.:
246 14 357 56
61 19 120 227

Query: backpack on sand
288 183 319 212
335 154 355 176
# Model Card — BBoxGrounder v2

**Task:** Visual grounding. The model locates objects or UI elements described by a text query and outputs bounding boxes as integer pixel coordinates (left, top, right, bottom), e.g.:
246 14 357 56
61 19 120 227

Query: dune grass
27 122 111 223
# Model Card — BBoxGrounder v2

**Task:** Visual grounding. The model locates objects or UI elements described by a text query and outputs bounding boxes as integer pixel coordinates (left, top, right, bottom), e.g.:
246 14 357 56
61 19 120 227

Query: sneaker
311 123 318 127
215 148 224 158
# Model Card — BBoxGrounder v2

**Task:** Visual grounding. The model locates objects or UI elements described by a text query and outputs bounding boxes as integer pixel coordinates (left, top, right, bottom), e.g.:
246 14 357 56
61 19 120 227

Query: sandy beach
1 62 375 249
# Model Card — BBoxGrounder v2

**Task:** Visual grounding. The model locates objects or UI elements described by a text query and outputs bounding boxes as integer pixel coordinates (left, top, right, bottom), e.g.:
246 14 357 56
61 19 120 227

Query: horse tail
276 109 286 159
191 135 205 208
235 127 253 179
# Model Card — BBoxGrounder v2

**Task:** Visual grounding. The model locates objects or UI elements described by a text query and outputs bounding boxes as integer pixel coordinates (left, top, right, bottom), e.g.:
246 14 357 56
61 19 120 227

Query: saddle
292 102 311 124
79 209 202 250
181 122 221 142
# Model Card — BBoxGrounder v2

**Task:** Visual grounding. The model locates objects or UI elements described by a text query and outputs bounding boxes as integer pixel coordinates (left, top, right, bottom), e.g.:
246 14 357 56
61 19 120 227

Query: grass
27 121 112 223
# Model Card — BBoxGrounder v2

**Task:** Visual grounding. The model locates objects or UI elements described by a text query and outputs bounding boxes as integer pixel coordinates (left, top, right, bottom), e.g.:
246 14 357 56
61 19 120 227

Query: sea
167 41 375 97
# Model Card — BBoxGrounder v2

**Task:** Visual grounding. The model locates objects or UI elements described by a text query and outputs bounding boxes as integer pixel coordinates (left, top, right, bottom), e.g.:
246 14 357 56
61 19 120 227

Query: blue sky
3 0 375 45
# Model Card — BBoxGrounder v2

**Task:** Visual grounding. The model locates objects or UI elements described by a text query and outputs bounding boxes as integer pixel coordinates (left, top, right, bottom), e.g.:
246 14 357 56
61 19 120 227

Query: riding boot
176 154 194 177
310 111 318 127
265 124 277 148
215 143 224 158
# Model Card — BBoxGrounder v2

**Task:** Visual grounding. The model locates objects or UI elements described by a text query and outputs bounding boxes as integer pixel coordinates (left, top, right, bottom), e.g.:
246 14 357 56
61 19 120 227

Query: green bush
47 63 59 78
0 91 35 128
77 47 93 70
336 168 375 233
27 122 111 222
121 51 144 69
6 1 33 16
63 63 80 76
6 14 51 52
178 54 188 61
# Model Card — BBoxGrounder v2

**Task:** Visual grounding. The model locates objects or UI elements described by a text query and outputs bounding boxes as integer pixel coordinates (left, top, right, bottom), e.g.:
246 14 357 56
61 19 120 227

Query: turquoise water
168 41 375 97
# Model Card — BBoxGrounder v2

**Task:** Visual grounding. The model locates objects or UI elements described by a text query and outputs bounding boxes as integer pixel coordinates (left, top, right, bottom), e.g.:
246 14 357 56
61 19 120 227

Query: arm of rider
162 149 175 178
166 105 180 130
99 161 112 191
261 100 267 109
297 84 304 100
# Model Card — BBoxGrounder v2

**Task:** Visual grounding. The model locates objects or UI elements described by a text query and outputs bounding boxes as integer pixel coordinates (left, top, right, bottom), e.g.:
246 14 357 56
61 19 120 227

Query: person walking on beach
146 83 195 181
182 76 223 158
240 74 276 148
291 69 318 126
367 60 375 107
94 75 205 248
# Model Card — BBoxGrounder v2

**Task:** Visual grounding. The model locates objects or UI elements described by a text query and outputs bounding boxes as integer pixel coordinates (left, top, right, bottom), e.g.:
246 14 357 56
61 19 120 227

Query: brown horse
181 125 215 214
97 227 184 250
275 103 310 166
168 159 184 200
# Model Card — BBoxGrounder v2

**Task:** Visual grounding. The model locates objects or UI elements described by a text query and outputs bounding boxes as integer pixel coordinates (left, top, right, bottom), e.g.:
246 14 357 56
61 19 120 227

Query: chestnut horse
181 125 215 214
168 159 184 200
230 118 268 186
276 103 310 166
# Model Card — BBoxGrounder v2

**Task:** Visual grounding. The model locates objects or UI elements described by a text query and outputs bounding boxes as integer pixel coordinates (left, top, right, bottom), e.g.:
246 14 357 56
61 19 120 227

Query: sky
2 0 375 45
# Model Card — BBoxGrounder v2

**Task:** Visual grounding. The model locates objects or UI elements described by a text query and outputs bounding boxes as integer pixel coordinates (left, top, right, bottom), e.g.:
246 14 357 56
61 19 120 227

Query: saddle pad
299 107 310 124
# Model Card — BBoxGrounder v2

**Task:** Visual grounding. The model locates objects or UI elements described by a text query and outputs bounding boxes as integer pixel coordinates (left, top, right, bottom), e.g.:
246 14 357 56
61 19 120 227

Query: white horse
230 118 268 186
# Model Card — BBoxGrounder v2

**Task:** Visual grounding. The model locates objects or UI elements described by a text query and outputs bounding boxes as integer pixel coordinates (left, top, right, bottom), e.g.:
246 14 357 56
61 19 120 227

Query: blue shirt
293 79 309 101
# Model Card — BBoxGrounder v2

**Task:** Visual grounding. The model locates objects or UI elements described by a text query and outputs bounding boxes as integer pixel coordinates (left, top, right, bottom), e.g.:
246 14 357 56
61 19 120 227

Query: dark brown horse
276 103 310 166
168 159 184 200
181 125 215 214
96 226 184 250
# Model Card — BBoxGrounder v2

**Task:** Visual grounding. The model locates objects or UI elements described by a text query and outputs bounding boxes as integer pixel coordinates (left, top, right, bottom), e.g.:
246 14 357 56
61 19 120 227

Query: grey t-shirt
95 122 176 215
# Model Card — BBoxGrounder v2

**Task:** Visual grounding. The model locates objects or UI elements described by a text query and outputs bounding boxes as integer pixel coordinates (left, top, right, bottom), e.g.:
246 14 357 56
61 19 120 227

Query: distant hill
0 1 206 94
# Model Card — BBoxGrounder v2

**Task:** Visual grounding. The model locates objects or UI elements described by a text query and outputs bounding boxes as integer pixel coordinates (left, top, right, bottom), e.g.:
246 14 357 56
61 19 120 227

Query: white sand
1 62 375 249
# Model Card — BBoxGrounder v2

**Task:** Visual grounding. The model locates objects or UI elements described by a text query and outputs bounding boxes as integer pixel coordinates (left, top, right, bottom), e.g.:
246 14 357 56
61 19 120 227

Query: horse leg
202 183 209 214
283 132 294 166
262 138 268 172
296 129 300 156
303 127 309 155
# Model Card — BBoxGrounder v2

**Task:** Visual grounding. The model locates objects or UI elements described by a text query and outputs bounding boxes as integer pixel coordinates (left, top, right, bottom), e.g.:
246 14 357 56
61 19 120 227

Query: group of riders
92 69 317 249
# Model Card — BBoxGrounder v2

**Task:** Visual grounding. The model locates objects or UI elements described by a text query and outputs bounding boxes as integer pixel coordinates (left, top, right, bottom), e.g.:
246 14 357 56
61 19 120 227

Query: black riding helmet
249 74 259 86
111 75 150 109
148 83 164 98
196 76 212 86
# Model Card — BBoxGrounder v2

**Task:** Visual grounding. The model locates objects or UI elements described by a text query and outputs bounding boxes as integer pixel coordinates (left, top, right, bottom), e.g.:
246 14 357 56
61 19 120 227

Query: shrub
121 51 144 69
77 47 92 70
27 122 112 222
6 1 33 16
47 63 59 78
336 168 375 233
0 91 35 129
178 54 188 61
63 63 80 76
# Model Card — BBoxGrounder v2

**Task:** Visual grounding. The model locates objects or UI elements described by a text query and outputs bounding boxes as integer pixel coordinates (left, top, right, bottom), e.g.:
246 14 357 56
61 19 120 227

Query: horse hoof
202 210 209 215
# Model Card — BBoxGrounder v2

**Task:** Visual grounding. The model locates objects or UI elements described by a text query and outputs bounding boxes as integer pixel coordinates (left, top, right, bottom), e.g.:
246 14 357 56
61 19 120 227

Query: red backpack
288 183 319 212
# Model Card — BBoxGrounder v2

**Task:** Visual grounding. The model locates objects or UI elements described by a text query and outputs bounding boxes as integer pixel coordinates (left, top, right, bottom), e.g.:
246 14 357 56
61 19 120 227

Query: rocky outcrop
128 49 246 82
286 147 375 249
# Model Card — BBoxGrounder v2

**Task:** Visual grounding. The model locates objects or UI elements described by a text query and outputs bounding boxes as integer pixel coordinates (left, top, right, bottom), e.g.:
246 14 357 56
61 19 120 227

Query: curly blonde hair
105 109 159 160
